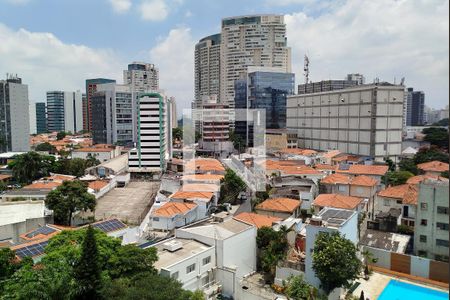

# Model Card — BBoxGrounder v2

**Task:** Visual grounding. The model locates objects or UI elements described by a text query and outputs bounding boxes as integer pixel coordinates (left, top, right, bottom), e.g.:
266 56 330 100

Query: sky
0 0 448 112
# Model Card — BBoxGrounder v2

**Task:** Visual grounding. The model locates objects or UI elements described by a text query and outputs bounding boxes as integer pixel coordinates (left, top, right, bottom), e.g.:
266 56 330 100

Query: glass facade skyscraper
36 102 47 134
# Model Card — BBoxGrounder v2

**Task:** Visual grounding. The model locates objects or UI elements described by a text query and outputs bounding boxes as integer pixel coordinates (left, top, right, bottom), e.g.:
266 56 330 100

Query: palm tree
9 152 47 184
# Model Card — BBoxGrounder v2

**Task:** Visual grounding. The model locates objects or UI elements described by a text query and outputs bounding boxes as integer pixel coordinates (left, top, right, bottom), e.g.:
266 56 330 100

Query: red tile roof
351 175 378 187
278 148 318 156
337 165 389 176
314 164 336 170
235 212 282 228
321 173 352 185
256 198 301 213
153 202 197 217
378 184 418 205
23 181 61 190
313 194 363 210
170 191 214 202
88 180 109 191
407 174 449 185
417 161 449 173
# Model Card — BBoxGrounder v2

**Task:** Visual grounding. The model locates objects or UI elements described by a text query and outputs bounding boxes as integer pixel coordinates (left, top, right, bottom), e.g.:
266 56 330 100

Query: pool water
378 280 449 300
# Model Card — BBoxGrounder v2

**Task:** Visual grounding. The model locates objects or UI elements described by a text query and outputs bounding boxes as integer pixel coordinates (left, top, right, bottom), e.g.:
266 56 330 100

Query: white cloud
0 23 123 102
108 0 132 13
139 0 169 21
149 26 195 110
185 9 193 18
285 0 449 108
265 0 314 6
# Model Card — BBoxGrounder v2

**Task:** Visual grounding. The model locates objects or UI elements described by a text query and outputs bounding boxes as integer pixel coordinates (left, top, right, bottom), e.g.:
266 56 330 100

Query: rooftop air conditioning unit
163 240 183 252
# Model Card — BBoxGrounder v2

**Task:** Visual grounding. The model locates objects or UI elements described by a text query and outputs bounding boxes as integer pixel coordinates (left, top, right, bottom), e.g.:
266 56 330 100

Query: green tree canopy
384 171 414 186
423 127 449 149
35 142 57 153
432 118 449 127
172 127 183 141
414 146 449 164
398 158 418 175
284 275 323 300
107 245 158 279
45 180 96 226
219 169 246 204
57 131 67 140
8 152 56 184
257 226 289 282
312 232 362 294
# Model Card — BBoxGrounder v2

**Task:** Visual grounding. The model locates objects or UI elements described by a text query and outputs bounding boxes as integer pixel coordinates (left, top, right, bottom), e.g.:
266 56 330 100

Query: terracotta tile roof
283 166 322 175
313 194 363 210
321 173 352 185
152 202 197 217
264 160 304 170
378 184 418 205
0 174 11 181
74 147 113 153
314 164 336 170
182 174 224 181
23 181 61 190
256 198 301 213
180 184 219 193
337 164 389 176
278 148 318 156
321 150 341 159
170 191 214 201
185 158 225 172
88 180 109 191
47 174 75 182
407 175 449 185
417 161 449 173
351 175 378 187
235 212 281 228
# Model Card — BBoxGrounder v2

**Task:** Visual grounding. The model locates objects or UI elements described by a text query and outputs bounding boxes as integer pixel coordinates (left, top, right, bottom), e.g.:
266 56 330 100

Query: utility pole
304 55 310 84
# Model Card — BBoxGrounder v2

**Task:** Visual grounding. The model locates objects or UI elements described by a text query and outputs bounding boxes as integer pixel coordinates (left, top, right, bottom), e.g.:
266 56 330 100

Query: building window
418 250 427 257
435 255 449 262
436 239 449 247
384 199 390 206
186 263 196 274
153 217 159 222
338 185 346 192
419 235 427 243
202 256 211 265
202 276 209 286
437 222 449 231
420 203 428 210
420 219 428 226
171 272 179 279
437 206 449 214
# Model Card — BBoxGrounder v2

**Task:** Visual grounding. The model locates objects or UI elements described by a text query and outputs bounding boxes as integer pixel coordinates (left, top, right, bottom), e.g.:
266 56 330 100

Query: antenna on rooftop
303 55 310 84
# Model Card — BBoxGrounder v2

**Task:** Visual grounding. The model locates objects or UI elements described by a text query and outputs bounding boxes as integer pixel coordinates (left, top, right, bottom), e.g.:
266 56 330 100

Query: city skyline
0 0 448 112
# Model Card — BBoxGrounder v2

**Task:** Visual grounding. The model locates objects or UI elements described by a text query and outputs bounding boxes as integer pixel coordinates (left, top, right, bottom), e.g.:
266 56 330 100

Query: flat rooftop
317 207 356 227
178 218 253 240
94 181 160 225
153 238 213 270
360 229 411 253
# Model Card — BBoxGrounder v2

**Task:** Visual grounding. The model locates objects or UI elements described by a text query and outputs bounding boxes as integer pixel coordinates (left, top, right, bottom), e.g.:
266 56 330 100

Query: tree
172 127 183 141
35 142 57 153
219 169 246 204
384 158 396 172
8 152 55 184
107 245 158 279
312 232 362 294
73 226 102 300
103 272 196 300
56 131 67 140
398 158 418 175
441 171 449 178
384 171 414 186
432 118 449 127
284 275 321 300
229 130 245 152
68 158 90 177
414 146 449 164
423 127 449 149
45 180 96 225
257 226 289 282
85 154 100 168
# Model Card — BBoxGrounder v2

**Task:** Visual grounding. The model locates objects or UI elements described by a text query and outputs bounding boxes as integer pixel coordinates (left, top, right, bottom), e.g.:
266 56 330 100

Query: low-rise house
271 176 317 209
182 174 224 185
317 150 341 165
375 184 418 227
275 148 318 165
407 174 449 185
180 183 220 201
72 144 122 162
85 153 129 179
313 164 336 175
312 194 364 214
255 198 302 219
150 202 198 231
360 229 411 254
184 158 225 175
264 160 325 183
414 179 449 262
170 191 215 219
336 164 389 183
417 161 449 177
367 208 401 232
234 212 282 229
87 180 114 199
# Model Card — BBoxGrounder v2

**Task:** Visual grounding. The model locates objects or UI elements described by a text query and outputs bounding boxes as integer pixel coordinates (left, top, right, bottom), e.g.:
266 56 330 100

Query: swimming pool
378 280 449 300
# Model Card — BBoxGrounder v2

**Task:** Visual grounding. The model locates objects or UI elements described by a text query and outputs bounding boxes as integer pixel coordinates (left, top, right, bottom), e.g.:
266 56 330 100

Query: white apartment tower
129 92 169 174
46 91 83 133
124 62 159 92
220 14 291 107
287 83 405 162
0 75 30 152
194 34 221 109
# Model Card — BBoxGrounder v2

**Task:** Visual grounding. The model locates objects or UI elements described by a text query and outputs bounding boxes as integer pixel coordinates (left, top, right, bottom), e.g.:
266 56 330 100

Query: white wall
29 102 36 134
0 201 46 226
152 209 198 230
72 151 113 162
9 82 30 151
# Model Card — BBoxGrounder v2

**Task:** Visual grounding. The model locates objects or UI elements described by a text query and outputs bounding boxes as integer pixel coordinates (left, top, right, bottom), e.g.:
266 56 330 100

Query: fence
363 246 449 284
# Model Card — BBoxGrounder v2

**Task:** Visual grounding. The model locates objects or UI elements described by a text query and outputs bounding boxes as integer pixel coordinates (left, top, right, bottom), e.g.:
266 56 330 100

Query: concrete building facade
46 91 83 133
220 14 291 107
85 78 116 132
29 103 36 134
287 83 405 162
405 87 425 126
124 62 159 92
0 76 30 152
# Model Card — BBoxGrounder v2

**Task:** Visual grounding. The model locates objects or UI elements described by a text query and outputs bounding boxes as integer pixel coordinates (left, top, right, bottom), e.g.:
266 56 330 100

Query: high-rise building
405 87 425 126
0 75 30 152
220 15 291 107
35 102 47 134
124 62 159 92
91 83 137 146
29 103 36 134
287 82 405 162
85 78 116 131
46 91 83 133
168 96 178 129
298 79 360 95
81 93 87 131
194 34 221 109
234 67 295 146
129 92 169 174
346 73 365 85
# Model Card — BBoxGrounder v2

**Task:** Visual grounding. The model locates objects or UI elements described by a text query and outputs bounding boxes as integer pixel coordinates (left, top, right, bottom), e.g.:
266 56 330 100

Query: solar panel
92 219 126 233
15 240 49 259
25 225 56 238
